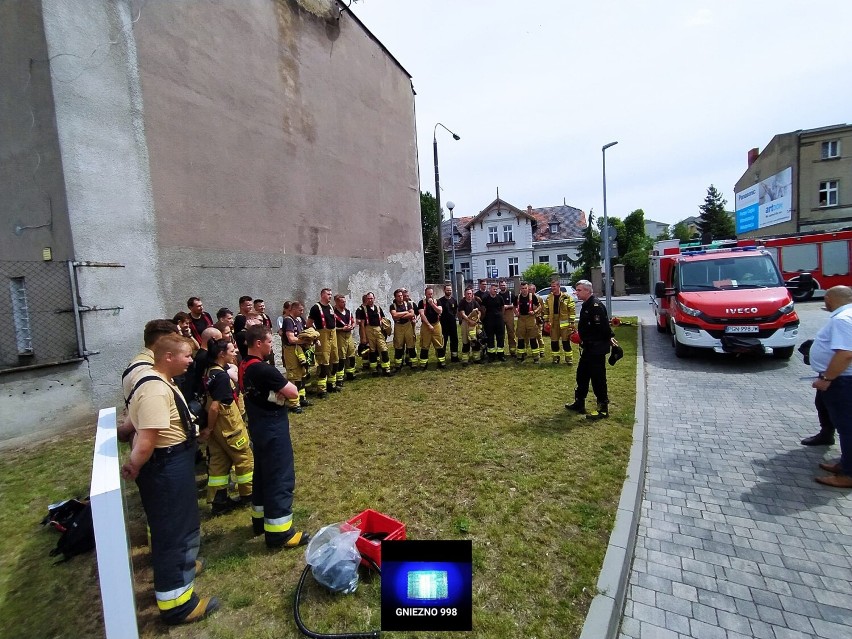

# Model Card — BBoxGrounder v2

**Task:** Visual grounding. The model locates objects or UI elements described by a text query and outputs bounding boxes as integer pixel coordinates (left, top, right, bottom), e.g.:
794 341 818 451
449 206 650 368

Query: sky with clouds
350 0 852 228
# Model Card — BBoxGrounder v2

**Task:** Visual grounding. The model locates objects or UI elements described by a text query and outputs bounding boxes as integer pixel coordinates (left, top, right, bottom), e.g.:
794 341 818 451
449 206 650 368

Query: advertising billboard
735 166 792 233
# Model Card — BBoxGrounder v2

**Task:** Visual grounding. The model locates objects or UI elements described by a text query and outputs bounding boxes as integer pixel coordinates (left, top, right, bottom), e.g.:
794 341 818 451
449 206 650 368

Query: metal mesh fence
0 260 80 371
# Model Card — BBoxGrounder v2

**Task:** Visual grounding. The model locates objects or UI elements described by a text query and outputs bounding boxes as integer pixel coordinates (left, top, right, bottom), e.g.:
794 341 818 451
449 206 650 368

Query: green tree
656 226 671 240
672 221 692 243
697 185 735 240
568 211 601 279
622 209 652 286
420 191 441 282
522 263 557 290
623 209 647 252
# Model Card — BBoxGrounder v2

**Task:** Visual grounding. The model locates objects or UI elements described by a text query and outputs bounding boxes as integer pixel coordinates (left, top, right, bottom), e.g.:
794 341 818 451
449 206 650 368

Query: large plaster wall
132 0 423 309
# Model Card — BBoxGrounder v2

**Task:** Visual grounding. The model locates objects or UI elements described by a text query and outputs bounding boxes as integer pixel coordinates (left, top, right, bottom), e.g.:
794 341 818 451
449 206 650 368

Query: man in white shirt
809 286 852 488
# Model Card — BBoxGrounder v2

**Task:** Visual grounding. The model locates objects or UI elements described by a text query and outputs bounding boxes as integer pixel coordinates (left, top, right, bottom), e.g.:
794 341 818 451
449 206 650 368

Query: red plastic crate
346 509 406 568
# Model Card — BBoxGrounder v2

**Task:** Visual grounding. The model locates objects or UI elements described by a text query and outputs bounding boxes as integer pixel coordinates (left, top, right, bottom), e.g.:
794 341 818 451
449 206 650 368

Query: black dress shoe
801 431 836 446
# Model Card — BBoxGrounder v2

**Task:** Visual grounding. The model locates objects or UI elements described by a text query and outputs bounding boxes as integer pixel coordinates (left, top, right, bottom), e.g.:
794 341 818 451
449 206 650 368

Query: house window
485 259 497 278
508 257 519 277
488 225 498 244
821 140 840 160
10 277 34 355
460 262 471 282
557 254 569 274
538 255 550 264
819 180 838 207
503 224 513 243
549 223 559 234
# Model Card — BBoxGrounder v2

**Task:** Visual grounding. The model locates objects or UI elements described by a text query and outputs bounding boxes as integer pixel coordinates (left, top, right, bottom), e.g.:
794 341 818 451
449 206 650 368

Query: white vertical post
91 407 139 639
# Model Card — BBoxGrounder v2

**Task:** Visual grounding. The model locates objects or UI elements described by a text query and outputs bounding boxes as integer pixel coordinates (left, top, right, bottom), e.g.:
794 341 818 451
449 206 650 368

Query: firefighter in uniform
566 279 617 420
333 294 358 383
281 304 314 412
474 279 488 304
481 282 506 362
437 284 460 363
356 292 393 376
458 287 482 366
529 284 545 359
119 319 180 443
122 333 219 625
542 280 577 364
418 286 446 369
205 339 253 514
499 280 518 358
514 281 541 363
390 288 418 371
307 288 339 397
240 325 310 548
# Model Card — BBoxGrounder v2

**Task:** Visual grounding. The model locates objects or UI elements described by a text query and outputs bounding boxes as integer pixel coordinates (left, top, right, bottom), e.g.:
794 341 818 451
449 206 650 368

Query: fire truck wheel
772 346 794 360
657 321 667 334
672 330 690 358
792 288 814 303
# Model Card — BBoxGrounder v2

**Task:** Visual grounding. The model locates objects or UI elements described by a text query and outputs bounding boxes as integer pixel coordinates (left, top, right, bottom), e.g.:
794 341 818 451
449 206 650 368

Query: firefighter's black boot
565 397 586 414
586 402 609 420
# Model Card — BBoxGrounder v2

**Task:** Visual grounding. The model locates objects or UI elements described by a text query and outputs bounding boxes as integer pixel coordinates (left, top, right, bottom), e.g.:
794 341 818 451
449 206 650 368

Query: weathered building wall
0 1 94 442
132 0 422 310
735 132 798 239
39 0 166 430
798 126 852 232
0 0 422 443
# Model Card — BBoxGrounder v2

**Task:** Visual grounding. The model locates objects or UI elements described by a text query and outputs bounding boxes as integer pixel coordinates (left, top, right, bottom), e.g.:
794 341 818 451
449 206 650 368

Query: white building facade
444 199 586 285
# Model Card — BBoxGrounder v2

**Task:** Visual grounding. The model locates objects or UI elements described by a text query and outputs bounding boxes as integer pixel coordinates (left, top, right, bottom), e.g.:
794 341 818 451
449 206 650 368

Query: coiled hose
293 555 382 639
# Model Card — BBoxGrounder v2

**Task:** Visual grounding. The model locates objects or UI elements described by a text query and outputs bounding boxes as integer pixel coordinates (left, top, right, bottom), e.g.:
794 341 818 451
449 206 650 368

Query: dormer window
549 223 559 234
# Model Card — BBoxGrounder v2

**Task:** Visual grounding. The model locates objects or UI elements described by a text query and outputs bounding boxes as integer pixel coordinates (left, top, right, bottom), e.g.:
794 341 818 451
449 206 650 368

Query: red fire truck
759 228 852 302
650 239 802 359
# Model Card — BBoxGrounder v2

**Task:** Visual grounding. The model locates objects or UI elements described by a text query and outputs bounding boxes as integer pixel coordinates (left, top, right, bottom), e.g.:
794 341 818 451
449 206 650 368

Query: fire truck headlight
778 301 795 315
677 300 701 317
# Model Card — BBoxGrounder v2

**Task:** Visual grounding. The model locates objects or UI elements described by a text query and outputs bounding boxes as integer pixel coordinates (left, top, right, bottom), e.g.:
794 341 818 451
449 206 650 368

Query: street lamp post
447 200 456 287
602 140 618 318
433 123 460 282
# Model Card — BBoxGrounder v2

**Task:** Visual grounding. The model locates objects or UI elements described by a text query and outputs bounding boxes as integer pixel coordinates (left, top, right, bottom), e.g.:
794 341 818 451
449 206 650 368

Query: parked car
536 285 576 304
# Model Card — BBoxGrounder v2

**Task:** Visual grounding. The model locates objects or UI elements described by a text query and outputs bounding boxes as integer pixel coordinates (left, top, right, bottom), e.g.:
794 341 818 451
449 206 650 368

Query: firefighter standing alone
566 279 617 420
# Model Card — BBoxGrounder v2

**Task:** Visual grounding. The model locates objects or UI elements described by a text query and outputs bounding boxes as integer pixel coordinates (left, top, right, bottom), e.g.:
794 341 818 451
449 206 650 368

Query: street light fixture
434 123 460 282
602 140 618 318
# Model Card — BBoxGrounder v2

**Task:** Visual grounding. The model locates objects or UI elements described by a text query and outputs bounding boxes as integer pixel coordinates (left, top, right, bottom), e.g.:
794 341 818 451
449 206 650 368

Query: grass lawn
0 322 637 639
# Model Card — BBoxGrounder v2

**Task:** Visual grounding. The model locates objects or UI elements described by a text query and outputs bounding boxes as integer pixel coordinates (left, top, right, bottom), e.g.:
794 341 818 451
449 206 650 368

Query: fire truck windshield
679 255 784 291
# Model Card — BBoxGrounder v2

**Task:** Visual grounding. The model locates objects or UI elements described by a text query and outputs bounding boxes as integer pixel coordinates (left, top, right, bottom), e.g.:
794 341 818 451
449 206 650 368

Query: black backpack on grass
43 498 95 563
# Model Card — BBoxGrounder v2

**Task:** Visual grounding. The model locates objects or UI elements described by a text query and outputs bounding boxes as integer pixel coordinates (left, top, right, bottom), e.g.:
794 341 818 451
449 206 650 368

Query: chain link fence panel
0 260 81 371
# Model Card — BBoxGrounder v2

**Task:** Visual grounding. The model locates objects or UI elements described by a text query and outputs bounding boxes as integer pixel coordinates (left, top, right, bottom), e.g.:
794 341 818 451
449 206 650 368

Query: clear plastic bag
305 522 362 594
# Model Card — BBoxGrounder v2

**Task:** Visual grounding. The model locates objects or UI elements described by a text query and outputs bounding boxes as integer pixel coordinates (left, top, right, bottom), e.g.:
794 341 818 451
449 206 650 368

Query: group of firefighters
276 279 581 407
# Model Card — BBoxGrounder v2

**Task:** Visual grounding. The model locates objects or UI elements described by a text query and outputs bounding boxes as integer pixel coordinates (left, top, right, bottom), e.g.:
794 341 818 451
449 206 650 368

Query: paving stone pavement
619 302 852 639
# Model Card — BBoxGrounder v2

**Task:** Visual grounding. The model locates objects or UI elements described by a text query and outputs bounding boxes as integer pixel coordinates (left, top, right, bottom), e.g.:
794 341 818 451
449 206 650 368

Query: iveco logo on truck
726 308 758 314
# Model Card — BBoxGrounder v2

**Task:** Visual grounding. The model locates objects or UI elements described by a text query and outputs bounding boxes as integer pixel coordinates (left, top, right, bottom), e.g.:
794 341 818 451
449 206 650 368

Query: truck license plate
725 326 759 334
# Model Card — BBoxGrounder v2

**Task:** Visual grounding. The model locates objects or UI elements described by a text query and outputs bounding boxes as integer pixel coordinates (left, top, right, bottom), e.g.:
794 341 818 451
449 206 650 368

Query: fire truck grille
702 314 777 324
706 328 779 339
